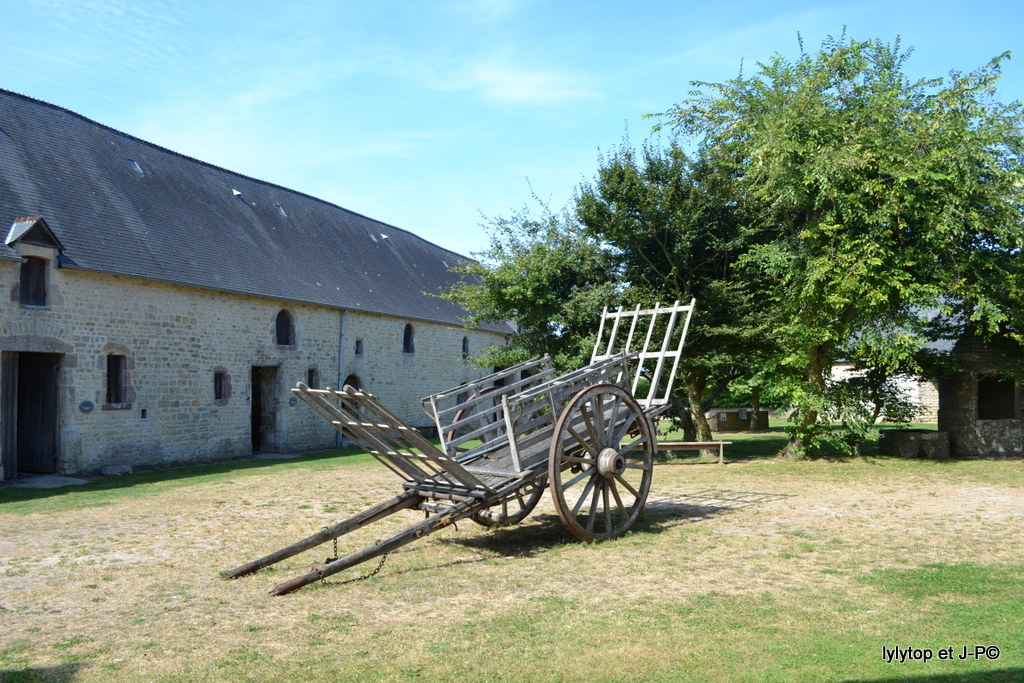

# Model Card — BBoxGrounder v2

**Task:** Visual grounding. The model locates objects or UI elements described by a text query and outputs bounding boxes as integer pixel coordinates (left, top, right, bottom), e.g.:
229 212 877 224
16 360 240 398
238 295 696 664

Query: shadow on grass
443 488 790 558
0 663 86 682
0 447 371 505
842 672 1024 683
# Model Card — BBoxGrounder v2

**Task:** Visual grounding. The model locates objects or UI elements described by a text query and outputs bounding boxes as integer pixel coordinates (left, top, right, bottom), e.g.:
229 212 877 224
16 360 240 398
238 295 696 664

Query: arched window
275 310 294 345
462 336 469 360
343 374 362 390
403 324 415 353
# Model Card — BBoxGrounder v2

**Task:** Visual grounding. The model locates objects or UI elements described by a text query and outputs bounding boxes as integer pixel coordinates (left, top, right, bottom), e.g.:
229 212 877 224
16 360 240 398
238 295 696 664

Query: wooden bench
657 440 732 465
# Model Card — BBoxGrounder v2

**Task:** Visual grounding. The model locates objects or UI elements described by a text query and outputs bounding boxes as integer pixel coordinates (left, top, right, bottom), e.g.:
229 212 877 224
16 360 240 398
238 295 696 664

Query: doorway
2 352 61 479
250 365 278 453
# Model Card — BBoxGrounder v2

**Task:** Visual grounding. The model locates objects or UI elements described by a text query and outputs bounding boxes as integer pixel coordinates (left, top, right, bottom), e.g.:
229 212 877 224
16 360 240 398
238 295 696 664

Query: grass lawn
1 430 1022 682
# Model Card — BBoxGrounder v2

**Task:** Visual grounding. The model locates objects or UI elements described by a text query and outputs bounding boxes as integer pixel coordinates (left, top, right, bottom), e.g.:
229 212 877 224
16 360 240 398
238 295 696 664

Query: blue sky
4 0 1022 257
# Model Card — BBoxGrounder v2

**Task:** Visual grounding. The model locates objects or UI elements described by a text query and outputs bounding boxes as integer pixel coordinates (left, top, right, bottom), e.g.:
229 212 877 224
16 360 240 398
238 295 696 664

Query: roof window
273 202 288 218
129 159 144 175
366 231 378 243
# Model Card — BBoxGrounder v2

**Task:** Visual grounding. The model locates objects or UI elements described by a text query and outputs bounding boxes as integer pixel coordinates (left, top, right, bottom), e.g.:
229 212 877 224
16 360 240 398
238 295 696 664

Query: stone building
0 90 508 480
936 334 1024 458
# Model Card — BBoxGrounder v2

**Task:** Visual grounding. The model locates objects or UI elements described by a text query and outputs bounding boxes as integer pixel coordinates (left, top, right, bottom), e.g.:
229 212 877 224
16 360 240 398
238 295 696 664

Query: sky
3 0 1023 258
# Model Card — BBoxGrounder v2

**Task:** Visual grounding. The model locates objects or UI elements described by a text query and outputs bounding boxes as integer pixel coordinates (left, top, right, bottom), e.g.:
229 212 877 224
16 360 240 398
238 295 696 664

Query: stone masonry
0 242 505 478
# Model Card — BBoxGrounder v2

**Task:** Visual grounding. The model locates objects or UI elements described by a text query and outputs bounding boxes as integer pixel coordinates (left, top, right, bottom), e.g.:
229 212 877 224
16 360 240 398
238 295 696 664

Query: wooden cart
224 299 695 595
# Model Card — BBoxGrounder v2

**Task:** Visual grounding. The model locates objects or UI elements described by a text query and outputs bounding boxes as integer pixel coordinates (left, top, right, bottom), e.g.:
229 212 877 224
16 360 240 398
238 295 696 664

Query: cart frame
224 299 695 594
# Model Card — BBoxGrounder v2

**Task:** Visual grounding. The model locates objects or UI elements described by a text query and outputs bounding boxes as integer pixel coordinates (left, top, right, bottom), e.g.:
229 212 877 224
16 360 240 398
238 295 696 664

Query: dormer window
20 257 47 306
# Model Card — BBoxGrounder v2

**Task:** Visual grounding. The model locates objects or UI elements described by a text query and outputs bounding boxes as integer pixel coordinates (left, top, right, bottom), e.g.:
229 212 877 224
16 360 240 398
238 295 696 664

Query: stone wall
0 244 505 478
936 335 1024 458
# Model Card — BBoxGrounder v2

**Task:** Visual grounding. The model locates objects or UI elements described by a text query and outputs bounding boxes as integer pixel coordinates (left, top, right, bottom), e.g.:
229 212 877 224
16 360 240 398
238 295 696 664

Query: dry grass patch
1 451 1022 681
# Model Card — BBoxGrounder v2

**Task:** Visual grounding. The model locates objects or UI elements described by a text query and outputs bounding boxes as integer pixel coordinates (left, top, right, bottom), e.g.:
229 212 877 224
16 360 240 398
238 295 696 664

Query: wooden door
250 366 278 453
14 353 60 474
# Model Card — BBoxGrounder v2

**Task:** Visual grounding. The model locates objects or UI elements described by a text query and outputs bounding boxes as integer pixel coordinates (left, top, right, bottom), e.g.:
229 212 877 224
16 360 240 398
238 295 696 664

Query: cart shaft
222 491 420 579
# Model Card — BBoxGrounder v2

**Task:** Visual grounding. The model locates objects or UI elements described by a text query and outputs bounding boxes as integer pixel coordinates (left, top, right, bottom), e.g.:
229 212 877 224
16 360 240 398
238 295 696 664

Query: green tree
446 141 769 443
657 33 1024 457
443 204 619 373
575 140 770 440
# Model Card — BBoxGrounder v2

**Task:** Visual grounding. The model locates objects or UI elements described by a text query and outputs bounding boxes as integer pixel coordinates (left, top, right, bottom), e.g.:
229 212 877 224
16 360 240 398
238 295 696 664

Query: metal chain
313 528 389 586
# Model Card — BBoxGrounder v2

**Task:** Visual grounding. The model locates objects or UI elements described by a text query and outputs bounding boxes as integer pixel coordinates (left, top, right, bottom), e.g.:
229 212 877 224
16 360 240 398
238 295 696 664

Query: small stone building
0 90 508 480
937 334 1024 458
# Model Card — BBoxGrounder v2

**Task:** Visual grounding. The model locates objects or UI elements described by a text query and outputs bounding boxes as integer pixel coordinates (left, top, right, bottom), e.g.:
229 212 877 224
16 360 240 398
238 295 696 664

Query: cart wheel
470 480 545 527
548 383 655 541
447 387 504 455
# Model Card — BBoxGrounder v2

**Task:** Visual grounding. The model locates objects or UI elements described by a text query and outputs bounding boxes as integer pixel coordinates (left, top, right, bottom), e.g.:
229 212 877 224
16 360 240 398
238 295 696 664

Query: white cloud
429 60 599 106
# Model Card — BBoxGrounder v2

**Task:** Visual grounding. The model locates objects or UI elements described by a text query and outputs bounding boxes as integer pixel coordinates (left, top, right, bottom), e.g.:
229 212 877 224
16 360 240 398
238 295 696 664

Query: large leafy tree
443 205 619 373
575 141 770 440
446 142 767 441
657 33 1024 457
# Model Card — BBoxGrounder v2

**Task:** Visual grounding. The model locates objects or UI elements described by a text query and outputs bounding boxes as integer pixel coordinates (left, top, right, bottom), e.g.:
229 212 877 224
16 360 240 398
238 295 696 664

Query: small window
307 368 320 389
129 159 144 175
403 324 415 354
343 374 361 390
106 355 127 405
20 257 47 306
354 338 364 357
276 310 294 345
978 375 1016 419
214 370 230 401
273 202 287 217
462 336 470 360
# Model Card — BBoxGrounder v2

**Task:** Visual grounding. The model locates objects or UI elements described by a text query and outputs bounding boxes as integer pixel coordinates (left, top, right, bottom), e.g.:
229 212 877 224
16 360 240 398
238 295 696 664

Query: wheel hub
597 447 626 478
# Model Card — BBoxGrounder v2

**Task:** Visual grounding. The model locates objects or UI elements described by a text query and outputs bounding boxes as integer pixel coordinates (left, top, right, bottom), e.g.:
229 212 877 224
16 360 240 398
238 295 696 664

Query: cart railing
590 299 695 409
422 355 555 460
293 384 498 497
498 353 632 473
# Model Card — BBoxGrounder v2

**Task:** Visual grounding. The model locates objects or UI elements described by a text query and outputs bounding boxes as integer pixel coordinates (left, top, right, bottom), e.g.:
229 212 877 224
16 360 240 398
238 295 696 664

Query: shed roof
0 89 505 332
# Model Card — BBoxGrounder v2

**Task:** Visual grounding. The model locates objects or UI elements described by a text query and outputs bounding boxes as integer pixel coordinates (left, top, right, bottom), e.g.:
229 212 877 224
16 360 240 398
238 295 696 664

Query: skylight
366 231 378 243
273 202 287 218
129 159 143 175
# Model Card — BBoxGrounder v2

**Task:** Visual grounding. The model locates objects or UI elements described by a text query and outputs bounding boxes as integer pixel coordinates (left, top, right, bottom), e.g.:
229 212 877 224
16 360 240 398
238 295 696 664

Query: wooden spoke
548 383 655 541
470 481 545 528
611 410 639 445
571 475 598 517
562 466 597 491
579 401 602 447
613 473 640 499
446 387 504 456
567 425 597 457
609 479 627 521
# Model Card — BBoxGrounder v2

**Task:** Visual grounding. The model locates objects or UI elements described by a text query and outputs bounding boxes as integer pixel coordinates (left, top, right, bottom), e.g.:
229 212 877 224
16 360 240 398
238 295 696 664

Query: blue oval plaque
79 400 95 413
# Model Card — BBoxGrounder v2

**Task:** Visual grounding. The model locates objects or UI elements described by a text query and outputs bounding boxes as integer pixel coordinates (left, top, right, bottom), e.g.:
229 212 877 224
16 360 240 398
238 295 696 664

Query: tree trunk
668 393 697 441
684 370 714 456
782 346 827 460
750 386 763 431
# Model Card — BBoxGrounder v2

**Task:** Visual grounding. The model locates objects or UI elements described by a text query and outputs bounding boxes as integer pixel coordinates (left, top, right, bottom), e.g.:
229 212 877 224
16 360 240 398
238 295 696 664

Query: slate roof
0 89 506 332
